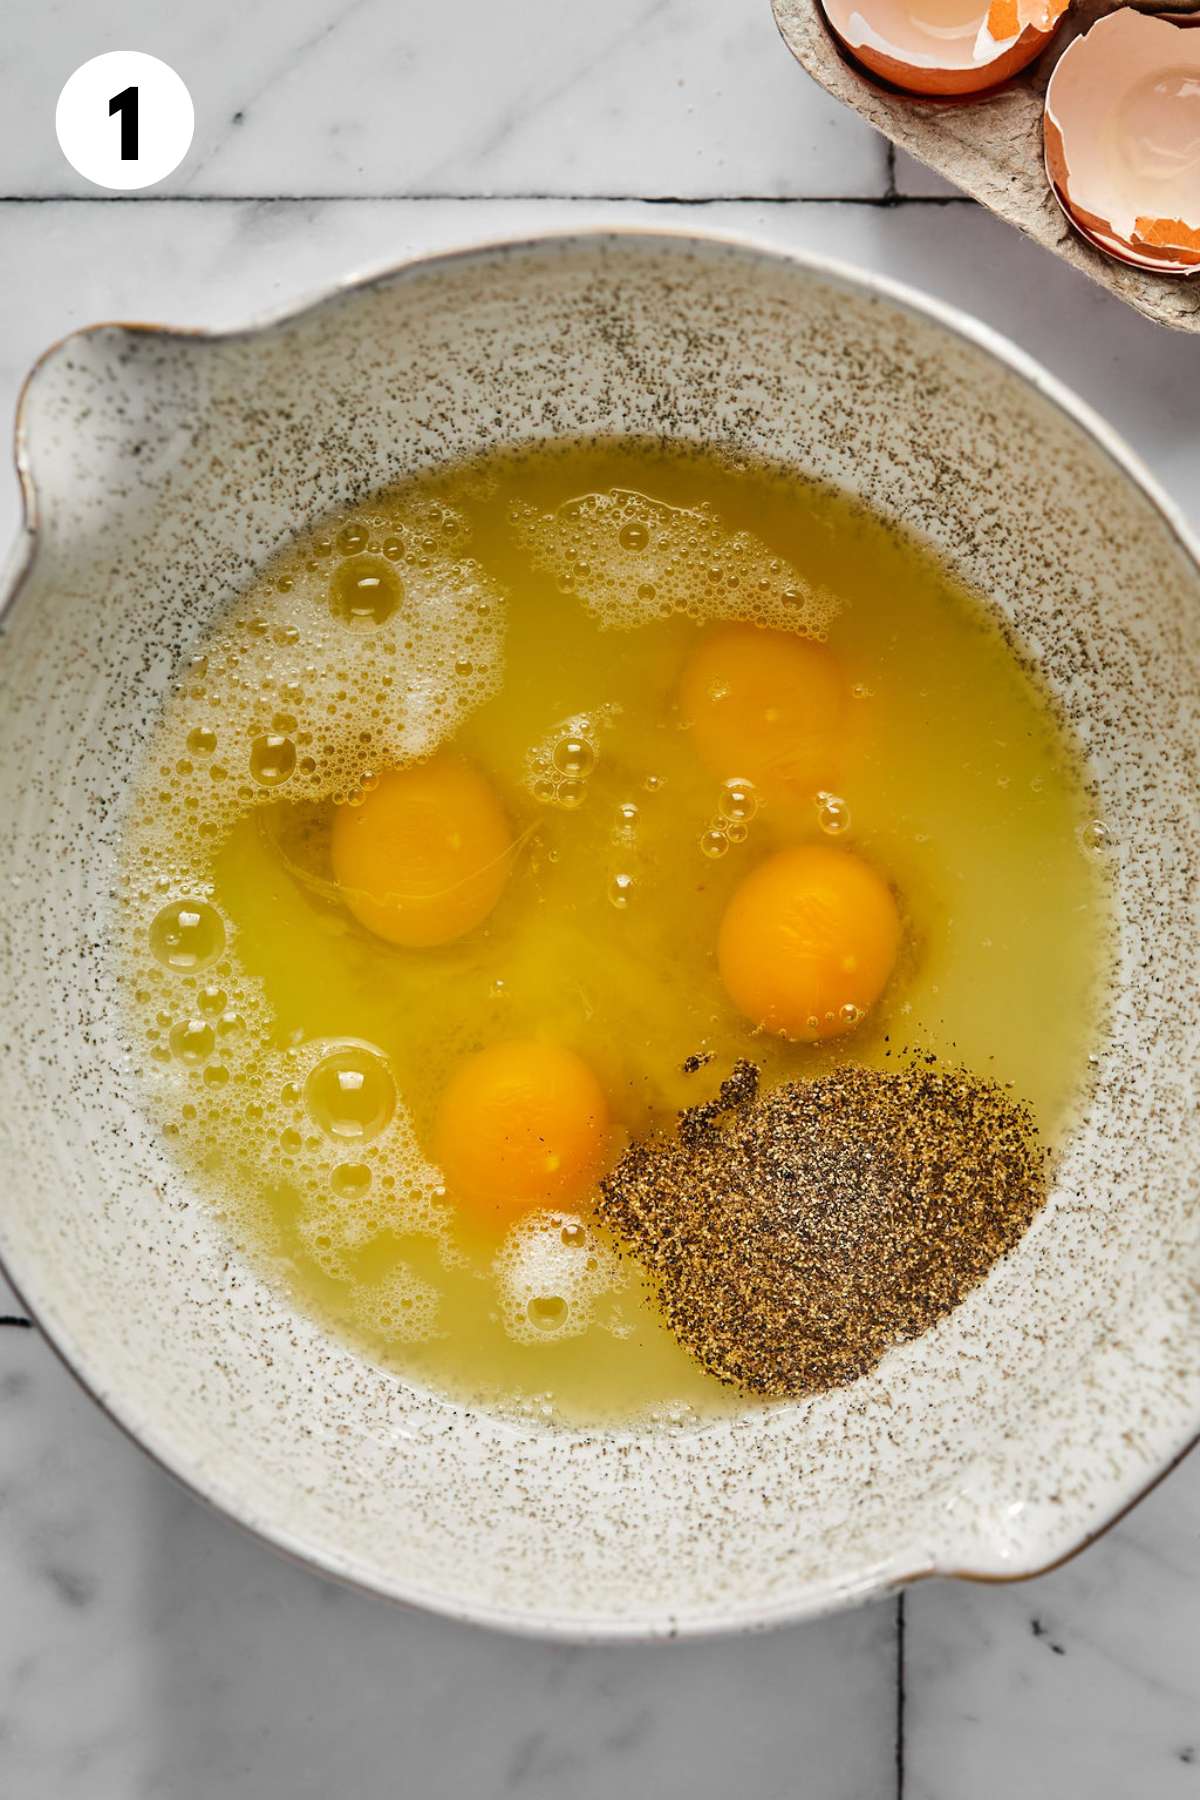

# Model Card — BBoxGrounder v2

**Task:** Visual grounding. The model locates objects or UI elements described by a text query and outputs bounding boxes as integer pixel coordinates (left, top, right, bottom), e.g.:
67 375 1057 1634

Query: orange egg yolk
330 754 513 949
434 1039 610 1225
678 624 846 801
718 844 902 1042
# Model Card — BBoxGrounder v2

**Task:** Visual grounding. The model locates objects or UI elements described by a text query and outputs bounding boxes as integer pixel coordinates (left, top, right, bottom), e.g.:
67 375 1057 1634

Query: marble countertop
2 3 1198 1795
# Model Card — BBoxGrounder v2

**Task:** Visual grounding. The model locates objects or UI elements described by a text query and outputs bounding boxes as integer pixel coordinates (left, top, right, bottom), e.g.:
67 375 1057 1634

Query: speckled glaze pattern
0 233 1196 1640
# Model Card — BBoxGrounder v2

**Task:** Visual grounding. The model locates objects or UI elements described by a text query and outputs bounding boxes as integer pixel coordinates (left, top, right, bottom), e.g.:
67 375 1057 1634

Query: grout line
0 1316 33 1329
0 191 976 208
896 1592 907 1799
884 141 898 206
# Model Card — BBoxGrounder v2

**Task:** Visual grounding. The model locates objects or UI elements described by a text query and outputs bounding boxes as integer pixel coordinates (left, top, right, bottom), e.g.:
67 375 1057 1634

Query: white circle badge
56 52 194 192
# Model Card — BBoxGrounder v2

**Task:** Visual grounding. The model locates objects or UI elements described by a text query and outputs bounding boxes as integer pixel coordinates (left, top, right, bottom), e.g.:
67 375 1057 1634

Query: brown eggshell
1044 10 1200 275
839 24 1055 94
817 0 1062 97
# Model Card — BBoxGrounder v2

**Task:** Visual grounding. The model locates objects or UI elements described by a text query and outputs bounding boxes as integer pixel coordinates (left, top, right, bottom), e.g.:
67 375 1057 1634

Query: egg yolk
330 754 513 948
718 844 902 1042
678 624 845 800
434 1039 610 1225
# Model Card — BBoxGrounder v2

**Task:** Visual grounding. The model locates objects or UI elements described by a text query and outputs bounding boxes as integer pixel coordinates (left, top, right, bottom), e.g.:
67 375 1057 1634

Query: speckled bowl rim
2 227 1198 1640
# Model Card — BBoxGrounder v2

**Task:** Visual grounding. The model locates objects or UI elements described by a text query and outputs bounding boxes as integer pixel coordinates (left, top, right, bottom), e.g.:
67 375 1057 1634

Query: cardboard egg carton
772 0 1200 332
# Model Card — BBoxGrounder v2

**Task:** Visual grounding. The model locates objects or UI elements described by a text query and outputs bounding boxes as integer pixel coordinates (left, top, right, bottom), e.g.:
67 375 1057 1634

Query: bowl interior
0 234 1197 1636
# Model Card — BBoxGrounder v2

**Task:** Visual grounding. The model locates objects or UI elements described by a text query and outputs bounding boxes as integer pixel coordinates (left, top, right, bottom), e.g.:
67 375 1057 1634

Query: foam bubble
494 1211 628 1345
131 494 504 862
512 487 839 637
523 705 619 808
350 1262 441 1344
119 493 493 1281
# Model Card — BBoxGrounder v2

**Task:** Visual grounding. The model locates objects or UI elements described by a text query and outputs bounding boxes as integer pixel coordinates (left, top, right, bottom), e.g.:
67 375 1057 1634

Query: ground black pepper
597 1059 1046 1398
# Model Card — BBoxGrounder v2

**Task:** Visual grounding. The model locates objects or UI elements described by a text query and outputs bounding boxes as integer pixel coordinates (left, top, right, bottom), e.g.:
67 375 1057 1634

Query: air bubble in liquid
169 1018 214 1064
720 779 758 824
553 736 595 779
305 1043 396 1144
527 1296 568 1331
332 1162 372 1199
249 734 297 787
149 900 225 973
329 556 403 627
816 792 851 836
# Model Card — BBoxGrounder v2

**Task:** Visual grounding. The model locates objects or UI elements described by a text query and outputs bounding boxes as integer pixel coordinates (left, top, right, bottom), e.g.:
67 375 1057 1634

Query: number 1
109 85 138 161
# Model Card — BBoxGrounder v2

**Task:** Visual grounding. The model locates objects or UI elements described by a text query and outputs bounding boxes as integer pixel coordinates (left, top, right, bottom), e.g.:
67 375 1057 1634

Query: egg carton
772 0 1200 332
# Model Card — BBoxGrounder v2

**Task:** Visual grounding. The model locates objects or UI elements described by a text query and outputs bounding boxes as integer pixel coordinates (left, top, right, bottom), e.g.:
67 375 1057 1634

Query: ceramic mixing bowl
0 232 1196 1638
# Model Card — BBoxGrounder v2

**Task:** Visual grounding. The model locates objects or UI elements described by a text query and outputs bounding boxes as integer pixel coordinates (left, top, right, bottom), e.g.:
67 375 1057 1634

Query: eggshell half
1045 10 1200 275
818 0 1068 97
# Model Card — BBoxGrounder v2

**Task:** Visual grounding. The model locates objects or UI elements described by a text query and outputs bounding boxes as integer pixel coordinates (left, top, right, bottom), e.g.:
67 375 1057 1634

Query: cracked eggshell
818 0 1070 97
1045 9 1200 275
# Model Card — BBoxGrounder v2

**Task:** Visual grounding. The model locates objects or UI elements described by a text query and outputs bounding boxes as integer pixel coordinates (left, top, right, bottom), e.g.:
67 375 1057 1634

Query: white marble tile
906 1448 1200 1800
0 1325 897 1799
893 148 963 200
2 0 886 199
